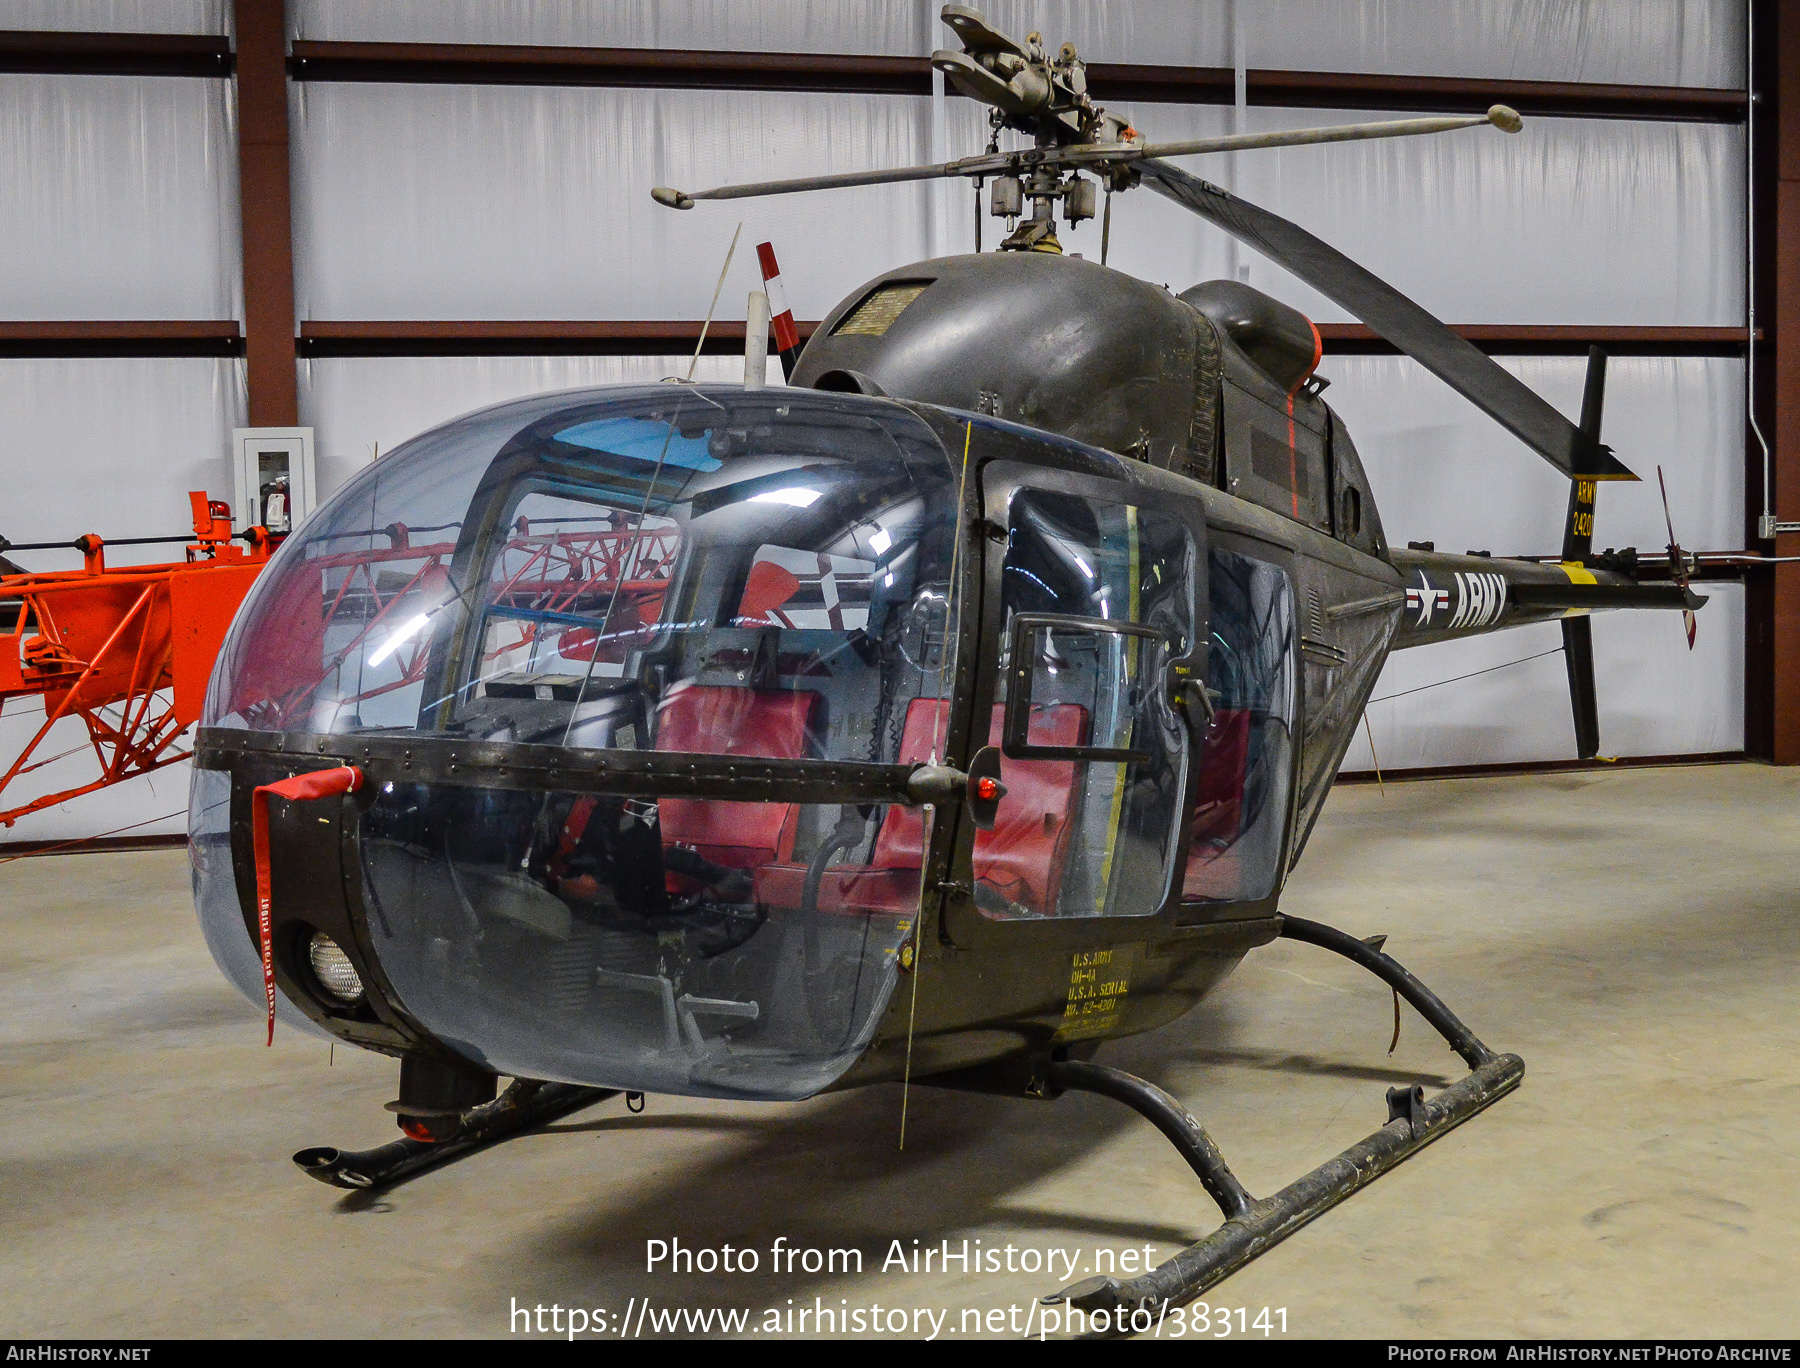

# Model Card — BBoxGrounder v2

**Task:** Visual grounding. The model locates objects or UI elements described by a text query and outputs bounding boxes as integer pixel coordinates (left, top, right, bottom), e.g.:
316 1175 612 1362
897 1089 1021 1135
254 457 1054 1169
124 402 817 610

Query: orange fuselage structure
0 497 673 828
0 493 269 827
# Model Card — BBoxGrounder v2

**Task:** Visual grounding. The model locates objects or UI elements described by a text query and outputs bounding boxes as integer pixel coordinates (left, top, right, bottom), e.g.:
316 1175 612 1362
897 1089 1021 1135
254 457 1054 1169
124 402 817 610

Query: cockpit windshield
205 386 959 765
192 387 963 1099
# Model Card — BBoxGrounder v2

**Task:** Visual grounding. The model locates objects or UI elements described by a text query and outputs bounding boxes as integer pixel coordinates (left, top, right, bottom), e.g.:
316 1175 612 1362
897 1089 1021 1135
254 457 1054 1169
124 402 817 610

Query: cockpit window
205 386 960 771
473 490 678 699
196 386 962 1100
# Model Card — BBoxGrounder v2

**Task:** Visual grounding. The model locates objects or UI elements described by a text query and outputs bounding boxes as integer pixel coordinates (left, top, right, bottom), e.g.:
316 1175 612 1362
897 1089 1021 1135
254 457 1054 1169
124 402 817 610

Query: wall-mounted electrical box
231 427 316 535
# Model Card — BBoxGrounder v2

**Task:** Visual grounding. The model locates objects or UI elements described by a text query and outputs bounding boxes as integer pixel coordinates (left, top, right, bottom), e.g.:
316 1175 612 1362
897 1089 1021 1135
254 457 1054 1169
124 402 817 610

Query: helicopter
188 4 1706 1321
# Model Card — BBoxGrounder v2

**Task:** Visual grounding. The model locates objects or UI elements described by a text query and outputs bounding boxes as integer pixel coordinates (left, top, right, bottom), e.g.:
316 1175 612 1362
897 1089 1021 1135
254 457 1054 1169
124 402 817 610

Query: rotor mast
933 7 1124 250
650 5 1635 483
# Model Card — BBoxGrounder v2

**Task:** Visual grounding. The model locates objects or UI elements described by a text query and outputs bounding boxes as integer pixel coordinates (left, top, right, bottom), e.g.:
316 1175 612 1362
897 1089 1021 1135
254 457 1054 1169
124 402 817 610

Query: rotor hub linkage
1042 914 1523 1331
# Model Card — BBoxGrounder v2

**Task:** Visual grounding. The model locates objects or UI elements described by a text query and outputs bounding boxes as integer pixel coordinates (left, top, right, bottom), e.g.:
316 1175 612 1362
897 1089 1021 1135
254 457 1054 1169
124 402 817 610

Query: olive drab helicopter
190 4 1705 1318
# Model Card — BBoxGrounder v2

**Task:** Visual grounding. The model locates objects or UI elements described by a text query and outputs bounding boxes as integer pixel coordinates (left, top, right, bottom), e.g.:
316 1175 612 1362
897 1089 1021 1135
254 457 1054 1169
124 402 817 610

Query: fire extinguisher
261 475 291 533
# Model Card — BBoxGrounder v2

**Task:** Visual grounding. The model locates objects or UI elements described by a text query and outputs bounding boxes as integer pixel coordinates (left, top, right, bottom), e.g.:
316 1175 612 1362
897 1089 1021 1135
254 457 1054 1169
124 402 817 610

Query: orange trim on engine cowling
1283 317 1324 520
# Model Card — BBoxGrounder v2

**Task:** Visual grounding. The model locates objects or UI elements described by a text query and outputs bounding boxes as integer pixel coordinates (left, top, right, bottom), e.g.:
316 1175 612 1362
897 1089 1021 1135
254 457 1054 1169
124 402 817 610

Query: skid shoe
294 1079 617 1191
1043 914 1524 1326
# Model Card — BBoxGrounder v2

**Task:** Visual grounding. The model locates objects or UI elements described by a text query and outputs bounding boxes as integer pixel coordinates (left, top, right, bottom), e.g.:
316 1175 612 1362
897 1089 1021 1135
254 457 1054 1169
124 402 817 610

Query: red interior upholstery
1182 707 1250 900
752 696 945 913
973 702 1086 916
865 696 951 872
655 684 819 869
754 694 1089 918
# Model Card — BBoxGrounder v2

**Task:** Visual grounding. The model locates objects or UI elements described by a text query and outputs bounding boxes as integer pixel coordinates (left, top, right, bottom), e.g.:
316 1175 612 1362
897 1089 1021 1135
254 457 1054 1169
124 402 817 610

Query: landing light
308 932 364 1004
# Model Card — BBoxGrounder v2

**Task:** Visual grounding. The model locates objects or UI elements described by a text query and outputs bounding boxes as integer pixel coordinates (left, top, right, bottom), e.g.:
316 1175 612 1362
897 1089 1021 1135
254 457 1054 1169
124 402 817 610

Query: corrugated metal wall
0 0 1751 838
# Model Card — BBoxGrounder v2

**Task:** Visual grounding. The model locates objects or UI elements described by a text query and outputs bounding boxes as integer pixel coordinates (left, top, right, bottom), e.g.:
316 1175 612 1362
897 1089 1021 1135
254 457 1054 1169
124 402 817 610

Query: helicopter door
1180 540 1298 908
946 470 1201 944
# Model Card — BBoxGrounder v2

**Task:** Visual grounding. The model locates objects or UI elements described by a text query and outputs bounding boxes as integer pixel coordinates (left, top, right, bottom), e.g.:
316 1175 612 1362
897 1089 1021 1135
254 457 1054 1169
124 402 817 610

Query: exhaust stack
745 290 770 389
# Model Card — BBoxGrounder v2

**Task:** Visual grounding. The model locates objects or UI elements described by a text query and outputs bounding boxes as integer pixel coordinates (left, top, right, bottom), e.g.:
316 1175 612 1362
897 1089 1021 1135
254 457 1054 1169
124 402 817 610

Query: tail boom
1388 548 1704 651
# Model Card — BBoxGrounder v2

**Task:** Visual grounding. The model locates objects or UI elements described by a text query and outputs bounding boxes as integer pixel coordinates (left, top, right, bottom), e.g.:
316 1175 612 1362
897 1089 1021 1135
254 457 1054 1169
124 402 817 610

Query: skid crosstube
293 1080 617 1191
1045 914 1524 1322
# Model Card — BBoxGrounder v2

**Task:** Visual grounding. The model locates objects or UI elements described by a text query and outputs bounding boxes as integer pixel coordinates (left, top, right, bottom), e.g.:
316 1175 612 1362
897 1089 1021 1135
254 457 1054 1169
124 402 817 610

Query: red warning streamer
251 765 363 1044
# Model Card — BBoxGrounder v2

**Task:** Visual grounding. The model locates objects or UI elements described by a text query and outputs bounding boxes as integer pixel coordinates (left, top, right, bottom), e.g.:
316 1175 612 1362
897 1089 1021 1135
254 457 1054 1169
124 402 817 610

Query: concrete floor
2 762 1796 1339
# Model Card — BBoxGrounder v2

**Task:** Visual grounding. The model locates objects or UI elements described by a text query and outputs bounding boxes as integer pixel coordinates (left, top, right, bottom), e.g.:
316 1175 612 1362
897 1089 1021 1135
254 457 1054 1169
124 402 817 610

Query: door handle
1167 668 1216 726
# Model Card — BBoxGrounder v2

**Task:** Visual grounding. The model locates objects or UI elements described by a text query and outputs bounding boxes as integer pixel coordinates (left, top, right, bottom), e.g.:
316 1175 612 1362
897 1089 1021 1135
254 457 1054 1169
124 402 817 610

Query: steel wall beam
0 29 232 77
233 0 298 426
296 319 818 358
0 28 1748 124
1315 324 1754 358
1745 1 1777 759
1766 0 1800 761
293 320 1746 360
0 321 242 358
1 321 1741 362
281 40 1746 124
287 42 929 96
1238 69 1742 122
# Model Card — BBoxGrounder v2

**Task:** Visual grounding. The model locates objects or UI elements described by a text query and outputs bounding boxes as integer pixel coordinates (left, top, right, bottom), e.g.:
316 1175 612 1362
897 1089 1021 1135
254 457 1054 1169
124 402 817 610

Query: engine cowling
793 252 1223 484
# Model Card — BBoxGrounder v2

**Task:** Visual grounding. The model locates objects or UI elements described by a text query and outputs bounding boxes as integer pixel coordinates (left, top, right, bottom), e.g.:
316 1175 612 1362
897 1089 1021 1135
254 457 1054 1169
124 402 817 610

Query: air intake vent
832 280 933 337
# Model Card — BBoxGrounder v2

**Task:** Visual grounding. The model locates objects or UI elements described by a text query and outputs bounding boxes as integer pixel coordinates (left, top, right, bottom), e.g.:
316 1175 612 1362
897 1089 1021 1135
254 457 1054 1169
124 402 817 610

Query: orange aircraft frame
0 494 270 827
0 497 680 827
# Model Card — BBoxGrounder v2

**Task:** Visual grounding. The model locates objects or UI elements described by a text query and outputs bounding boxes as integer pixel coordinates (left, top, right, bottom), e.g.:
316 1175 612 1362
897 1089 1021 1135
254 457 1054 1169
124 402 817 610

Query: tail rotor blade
1136 159 1637 483
1655 464 1698 651
1656 465 1681 558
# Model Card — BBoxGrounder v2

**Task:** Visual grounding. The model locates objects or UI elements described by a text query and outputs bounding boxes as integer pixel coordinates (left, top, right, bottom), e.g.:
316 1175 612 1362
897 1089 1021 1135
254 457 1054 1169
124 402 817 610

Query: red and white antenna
755 241 802 379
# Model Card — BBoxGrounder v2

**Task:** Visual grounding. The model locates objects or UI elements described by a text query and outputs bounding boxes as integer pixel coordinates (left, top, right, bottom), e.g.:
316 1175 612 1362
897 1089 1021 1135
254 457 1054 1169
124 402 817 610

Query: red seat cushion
837 695 1087 916
866 697 952 872
751 693 1088 918
973 703 1086 916
655 684 820 868
753 695 947 914
1183 708 1250 900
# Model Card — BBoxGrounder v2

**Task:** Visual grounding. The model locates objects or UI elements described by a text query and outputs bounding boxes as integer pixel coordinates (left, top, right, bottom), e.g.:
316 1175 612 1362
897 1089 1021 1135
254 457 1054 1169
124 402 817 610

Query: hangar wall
0 0 1754 838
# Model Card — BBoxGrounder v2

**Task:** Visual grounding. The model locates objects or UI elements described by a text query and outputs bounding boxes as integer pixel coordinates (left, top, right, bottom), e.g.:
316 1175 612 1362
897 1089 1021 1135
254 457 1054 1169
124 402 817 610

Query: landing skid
1044 914 1524 1326
293 1080 618 1191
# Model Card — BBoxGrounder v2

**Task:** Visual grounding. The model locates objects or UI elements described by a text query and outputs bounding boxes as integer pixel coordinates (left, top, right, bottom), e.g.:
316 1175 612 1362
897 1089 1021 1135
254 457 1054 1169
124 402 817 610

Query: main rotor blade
653 109 1522 210
1141 107 1517 160
1138 159 1637 482
654 160 973 209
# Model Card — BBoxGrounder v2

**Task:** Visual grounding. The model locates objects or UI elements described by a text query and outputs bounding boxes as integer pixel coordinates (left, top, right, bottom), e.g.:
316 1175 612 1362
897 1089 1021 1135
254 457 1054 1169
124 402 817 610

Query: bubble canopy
191 386 965 1099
